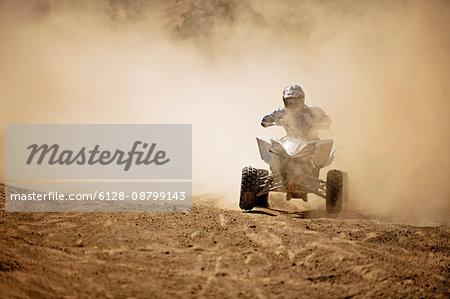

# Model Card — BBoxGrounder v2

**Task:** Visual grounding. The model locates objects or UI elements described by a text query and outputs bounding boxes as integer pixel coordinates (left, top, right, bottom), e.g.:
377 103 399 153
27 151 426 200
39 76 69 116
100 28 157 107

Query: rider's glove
261 115 274 127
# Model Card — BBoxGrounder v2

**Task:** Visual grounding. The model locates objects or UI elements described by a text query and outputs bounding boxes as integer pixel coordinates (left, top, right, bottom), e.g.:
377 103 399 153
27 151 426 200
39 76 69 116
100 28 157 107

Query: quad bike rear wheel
326 169 343 213
239 167 269 210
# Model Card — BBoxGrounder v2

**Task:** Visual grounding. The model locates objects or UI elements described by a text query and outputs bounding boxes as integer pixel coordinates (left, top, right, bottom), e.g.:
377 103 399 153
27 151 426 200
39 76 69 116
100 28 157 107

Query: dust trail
0 0 448 223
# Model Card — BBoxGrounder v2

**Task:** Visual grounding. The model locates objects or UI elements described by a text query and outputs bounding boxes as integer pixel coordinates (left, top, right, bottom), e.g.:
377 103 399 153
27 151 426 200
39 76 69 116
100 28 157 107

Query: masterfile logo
6 124 191 180
26 141 170 171
5 124 192 212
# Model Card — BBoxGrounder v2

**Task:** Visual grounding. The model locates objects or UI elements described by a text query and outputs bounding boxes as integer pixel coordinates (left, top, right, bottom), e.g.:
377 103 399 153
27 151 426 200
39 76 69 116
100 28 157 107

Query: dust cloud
0 0 449 223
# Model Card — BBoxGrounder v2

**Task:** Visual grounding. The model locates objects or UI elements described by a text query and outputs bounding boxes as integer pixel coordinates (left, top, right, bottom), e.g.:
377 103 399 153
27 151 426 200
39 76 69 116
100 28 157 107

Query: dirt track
0 185 448 298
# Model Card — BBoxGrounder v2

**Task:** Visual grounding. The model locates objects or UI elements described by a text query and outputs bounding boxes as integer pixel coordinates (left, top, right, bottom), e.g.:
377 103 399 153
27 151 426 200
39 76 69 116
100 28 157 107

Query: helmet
282 85 305 109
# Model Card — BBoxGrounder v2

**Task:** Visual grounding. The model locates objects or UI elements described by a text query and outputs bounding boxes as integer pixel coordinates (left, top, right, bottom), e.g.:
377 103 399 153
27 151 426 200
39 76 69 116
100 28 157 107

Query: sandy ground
0 184 448 298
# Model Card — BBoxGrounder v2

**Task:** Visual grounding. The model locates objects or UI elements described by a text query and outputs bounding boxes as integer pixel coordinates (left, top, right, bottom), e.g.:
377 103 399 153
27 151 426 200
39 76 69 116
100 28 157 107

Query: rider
261 85 331 140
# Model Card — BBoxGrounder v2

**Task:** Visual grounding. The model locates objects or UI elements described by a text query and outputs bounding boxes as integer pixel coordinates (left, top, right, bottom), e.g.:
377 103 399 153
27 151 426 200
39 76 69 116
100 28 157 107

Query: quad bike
239 136 347 213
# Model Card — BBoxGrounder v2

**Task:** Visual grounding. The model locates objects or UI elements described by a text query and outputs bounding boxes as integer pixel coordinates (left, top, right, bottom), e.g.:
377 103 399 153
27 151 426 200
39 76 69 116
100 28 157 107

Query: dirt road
0 185 448 298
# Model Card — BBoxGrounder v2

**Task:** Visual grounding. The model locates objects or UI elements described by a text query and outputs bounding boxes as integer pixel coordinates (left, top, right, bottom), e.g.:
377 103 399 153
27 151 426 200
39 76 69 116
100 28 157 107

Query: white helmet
282 85 305 109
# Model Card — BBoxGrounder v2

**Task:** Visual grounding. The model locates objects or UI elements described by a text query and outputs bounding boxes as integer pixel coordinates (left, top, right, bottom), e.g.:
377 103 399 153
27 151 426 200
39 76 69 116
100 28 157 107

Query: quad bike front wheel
239 166 258 210
255 169 269 207
326 169 343 213
239 167 269 210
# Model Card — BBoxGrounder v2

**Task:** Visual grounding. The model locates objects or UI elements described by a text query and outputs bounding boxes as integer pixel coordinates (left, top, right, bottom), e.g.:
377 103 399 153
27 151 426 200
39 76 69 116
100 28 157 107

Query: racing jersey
261 105 331 140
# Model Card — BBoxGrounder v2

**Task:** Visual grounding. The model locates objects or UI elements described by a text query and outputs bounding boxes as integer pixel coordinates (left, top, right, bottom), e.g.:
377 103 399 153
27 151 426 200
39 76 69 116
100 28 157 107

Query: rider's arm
261 108 284 127
310 107 331 129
